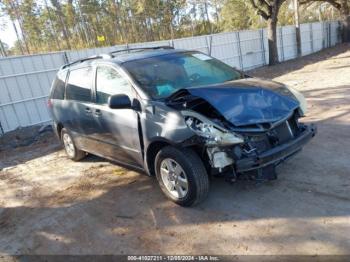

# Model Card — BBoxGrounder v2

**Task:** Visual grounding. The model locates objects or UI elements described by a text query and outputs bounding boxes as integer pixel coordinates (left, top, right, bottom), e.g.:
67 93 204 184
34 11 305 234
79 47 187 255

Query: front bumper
235 124 317 173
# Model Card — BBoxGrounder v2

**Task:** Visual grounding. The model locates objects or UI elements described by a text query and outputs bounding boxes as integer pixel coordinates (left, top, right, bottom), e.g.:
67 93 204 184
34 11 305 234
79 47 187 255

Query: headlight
286 85 307 116
182 111 244 146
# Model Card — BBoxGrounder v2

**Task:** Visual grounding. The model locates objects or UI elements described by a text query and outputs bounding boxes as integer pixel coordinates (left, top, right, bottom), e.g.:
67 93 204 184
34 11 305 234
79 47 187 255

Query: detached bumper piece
236 124 317 180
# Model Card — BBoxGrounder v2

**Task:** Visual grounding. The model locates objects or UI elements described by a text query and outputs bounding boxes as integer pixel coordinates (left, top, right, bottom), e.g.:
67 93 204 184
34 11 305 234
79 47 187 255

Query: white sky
0 16 18 48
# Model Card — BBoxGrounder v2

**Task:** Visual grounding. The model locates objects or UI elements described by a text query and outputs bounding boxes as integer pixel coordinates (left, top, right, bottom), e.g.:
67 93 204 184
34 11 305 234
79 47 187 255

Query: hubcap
63 133 75 157
160 158 189 199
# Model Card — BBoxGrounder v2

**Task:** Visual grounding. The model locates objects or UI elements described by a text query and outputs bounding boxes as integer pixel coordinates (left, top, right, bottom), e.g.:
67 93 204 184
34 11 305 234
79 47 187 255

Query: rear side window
51 70 67 100
66 67 92 102
95 66 133 104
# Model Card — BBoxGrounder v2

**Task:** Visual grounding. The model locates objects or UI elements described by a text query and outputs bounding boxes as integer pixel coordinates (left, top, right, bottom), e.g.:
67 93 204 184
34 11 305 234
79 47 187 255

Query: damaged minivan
49 46 316 206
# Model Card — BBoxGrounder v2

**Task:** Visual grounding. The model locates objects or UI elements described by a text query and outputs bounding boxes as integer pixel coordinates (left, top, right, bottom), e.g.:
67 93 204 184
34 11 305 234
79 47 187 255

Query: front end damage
183 109 316 181
167 81 317 181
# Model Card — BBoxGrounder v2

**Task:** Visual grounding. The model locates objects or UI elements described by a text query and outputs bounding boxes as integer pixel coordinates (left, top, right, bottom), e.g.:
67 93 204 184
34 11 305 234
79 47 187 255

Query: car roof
65 48 189 70
111 48 187 63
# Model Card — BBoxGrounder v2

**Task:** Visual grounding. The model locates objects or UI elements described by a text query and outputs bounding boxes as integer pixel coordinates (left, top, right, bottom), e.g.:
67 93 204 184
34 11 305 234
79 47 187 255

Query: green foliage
220 0 265 31
0 0 344 56
278 0 294 26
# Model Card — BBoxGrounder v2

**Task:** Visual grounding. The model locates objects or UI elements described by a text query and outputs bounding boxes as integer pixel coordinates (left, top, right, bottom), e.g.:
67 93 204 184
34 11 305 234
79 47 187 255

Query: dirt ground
0 44 350 256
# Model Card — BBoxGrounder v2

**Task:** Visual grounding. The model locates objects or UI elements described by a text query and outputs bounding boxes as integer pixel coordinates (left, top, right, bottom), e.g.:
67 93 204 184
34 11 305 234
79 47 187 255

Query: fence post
279 27 285 62
235 32 244 70
259 29 266 65
63 51 69 64
206 35 213 56
0 120 3 136
325 22 329 47
328 22 332 47
309 23 314 53
321 22 325 49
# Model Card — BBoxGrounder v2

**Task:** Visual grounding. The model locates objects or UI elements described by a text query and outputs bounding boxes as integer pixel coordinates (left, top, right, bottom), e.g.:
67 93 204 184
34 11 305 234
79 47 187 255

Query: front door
88 65 143 167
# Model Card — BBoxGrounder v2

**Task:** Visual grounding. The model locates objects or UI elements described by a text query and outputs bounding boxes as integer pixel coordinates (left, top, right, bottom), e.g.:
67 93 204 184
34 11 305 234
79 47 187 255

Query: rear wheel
155 146 209 206
61 128 86 161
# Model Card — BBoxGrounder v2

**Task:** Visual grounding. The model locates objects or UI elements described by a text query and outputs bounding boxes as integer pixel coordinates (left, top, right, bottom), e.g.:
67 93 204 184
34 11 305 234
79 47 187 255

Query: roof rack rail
109 45 174 55
60 46 174 70
60 54 112 69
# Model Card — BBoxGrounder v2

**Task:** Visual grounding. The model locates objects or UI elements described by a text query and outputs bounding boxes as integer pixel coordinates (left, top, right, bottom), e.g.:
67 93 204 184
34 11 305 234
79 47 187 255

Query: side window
51 70 67 100
66 67 92 102
96 66 133 105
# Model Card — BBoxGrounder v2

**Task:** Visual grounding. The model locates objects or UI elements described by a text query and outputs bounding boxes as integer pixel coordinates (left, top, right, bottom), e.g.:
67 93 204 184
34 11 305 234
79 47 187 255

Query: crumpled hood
182 78 300 127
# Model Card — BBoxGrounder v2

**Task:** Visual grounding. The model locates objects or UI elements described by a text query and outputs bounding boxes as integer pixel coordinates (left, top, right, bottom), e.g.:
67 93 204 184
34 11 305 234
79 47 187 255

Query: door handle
94 109 102 117
85 107 92 114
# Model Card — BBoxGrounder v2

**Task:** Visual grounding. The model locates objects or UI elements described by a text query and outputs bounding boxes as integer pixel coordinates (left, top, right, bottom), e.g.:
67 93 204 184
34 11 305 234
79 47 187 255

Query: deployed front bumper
235 124 317 173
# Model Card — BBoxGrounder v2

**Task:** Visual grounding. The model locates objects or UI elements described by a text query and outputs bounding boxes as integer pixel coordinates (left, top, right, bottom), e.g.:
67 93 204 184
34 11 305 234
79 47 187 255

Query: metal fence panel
210 32 241 69
129 40 171 48
276 27 284 62
281 25 297 61
330 21 340 46
0 52 65 75
173 35 209 54
0 21 342 135
301 23 313 56
239 29 265 70
312 22 323 52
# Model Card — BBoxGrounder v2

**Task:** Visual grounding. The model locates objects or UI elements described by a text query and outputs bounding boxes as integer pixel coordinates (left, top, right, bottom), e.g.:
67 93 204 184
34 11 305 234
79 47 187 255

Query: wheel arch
55 122 64 139
145 139 172 176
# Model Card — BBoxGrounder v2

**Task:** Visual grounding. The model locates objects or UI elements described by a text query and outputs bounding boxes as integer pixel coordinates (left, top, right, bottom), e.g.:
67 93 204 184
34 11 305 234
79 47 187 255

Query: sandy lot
0 44 349 255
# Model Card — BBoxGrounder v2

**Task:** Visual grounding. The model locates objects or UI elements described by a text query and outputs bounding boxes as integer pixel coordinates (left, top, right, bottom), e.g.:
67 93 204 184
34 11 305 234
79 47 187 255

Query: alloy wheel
63 133 75 158
160 158 189 199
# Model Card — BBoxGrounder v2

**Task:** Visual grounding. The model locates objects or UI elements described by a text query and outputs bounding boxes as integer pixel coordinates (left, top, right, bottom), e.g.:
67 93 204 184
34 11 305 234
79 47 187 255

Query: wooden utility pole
294 0 302 57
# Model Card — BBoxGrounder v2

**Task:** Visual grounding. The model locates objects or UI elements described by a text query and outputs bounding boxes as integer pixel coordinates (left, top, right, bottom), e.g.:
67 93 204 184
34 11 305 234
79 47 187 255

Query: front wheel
155 146 209 206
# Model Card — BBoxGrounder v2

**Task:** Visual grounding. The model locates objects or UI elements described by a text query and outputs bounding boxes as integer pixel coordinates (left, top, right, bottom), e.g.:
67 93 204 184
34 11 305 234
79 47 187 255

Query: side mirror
108 94 132 109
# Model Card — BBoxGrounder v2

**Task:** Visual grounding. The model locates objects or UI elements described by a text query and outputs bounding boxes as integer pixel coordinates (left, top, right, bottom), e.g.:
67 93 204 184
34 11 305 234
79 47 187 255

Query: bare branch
299 0 341 9
249 0 270 19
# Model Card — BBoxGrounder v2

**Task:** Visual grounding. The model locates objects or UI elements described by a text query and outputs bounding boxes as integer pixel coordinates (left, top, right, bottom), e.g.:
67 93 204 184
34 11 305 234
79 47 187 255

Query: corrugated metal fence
0 21 341 135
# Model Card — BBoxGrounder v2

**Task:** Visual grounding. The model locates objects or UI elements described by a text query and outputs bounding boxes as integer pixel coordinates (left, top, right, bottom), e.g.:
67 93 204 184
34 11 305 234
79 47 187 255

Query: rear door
49 69 68 121
88 64 143 167
63 66 95 150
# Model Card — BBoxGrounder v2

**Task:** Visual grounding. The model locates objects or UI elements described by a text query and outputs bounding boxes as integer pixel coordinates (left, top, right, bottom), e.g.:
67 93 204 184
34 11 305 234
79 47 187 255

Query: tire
155 146 209 206
61 128 86 161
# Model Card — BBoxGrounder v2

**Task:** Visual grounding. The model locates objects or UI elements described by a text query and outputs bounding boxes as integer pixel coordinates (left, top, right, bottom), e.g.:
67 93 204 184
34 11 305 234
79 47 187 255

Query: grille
271 121 294 144
245 115 300 154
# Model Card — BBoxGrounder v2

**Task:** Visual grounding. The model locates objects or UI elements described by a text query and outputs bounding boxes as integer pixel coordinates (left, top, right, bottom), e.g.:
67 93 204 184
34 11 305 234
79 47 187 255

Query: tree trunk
293 0 301 57
11 19 25 55
267 18 279 65
50 0 71 49
44 0 61 50
13 0 30 54
339 0 350 42
204 2 212 34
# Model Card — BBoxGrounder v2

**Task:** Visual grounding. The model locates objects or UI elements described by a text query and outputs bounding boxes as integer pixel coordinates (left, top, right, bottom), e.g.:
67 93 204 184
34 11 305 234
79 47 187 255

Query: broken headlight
286 85 307 116
182 111 244 146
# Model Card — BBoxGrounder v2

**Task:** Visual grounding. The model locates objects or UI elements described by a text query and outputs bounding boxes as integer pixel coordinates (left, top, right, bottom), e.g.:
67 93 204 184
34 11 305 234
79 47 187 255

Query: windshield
123 52 242 99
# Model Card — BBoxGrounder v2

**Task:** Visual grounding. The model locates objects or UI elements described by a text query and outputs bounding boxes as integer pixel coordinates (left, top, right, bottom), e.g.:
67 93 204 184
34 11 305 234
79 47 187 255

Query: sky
0 15 18 48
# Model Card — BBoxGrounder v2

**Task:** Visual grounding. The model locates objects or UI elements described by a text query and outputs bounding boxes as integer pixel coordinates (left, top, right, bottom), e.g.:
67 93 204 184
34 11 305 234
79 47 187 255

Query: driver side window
95 66 133 104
